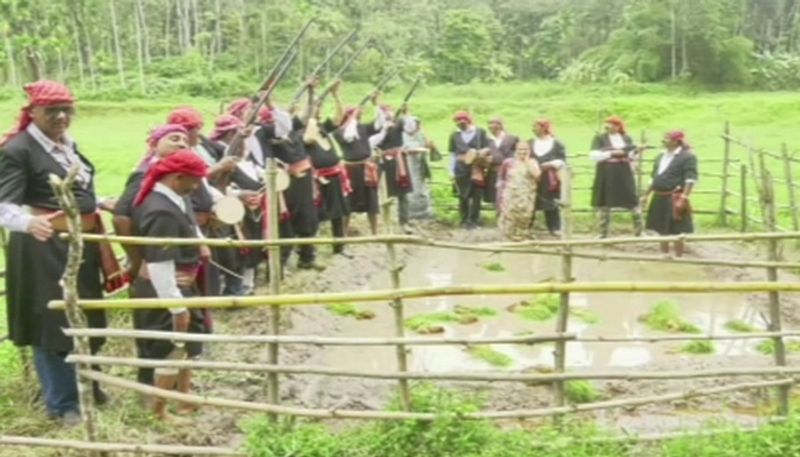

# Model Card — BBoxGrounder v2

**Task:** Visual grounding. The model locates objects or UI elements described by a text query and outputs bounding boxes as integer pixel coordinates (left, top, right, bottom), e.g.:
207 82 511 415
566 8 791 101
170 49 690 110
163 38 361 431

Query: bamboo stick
763 171 789 416
49 168 100 455
265 157 281 421
68 355 800 383
554 167 573 420
71 230 800 249
50 281 800 311
0 436 243 456
78 369 796 421
781 144 799 232
63 328 576 346
718 121 731 226
741 164 748 232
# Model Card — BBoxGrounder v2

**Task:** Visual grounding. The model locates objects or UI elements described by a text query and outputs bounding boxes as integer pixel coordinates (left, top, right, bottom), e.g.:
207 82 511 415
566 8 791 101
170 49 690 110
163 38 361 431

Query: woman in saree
497 141 541 241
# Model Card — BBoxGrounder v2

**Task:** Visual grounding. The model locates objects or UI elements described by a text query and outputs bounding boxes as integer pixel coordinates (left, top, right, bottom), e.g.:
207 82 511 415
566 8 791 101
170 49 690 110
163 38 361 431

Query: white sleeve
148 260 187 314
589 150 612 162
0 203 33 233
545 159 565 169
272 109 292 139
204 179 225 203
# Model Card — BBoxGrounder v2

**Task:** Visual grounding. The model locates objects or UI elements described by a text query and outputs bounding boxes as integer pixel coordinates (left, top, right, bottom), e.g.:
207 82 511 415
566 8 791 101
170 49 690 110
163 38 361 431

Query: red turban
258 107 273 124
453 111 473 124
1 80 75 146
666 130 687 144
134 149 208 206
209 114 244 141
535 119 553 135
605 116 626 134
227 98 253 120
147 123 188 148
167 107 204 131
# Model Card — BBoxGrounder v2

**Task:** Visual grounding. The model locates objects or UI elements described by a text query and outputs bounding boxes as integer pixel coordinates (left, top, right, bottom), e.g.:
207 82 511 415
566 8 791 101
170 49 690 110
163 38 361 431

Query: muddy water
320 246 768 373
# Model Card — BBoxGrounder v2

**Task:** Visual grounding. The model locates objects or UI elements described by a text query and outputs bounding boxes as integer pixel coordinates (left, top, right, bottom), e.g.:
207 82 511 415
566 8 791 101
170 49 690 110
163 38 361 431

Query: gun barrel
259 18 315 91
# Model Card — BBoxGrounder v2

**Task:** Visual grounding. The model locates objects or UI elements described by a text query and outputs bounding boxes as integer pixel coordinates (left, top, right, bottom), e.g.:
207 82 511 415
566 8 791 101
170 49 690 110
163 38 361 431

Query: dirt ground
3 219 799 455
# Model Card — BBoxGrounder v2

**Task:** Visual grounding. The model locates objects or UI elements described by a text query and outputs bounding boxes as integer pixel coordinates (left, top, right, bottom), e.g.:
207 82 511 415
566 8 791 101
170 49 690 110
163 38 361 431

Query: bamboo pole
0 436 243 456
763 171 789 416
553 167 573 419
381 173 412 411
636 130 646 197
781 144 799 232
64 328 576 346
71 231 800 249
265 157 281 421
72 356 800 383
50 281 800 311
78 369 795 421
756 145 770 229
49 168 100 456
740 164 748 232
718 121 731 226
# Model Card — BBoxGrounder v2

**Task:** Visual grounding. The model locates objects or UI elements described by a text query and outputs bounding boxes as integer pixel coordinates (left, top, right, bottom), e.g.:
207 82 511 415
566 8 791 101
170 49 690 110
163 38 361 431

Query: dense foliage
2 0 800 97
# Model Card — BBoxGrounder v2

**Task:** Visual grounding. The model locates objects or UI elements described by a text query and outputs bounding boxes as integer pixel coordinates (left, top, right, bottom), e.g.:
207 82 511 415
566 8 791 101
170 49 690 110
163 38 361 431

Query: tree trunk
69 0 97 91
214 0 223 55
192 0 200 48
133 9 147 93
2 24 19 88
670 4 677 80
109 0 127 89
57 48 65 82
165 0 172 57
137 0 152 64
69 19 86 88
25 46 45 81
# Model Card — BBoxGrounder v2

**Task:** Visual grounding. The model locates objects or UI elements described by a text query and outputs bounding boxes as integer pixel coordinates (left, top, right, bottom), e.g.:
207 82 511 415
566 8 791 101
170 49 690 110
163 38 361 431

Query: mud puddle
320 246 769 374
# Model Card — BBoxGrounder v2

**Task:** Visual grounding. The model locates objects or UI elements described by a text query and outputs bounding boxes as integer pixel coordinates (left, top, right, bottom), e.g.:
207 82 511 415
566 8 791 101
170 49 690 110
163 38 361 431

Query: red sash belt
382 148 411 190
316 164 353 197
345 160 380 188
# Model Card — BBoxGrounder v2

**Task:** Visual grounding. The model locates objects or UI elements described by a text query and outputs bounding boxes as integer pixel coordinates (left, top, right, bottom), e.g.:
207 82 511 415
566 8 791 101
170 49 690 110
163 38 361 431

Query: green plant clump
755 339 800 355
405 306 498 334
639 300 701 334
724 319 758 333
325 303 376 320
570 308 600 324
680 340 715 355
513 294 561 321
480 261 506 272
564 380 603 404
466 346 514 368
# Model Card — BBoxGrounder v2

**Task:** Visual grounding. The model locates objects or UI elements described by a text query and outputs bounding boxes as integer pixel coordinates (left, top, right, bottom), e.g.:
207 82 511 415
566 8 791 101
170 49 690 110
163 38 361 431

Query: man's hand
172 310 191 333
199 245 211 259
370 90 381 105
242 194 262 207
331 79 342 97
98 197 117 212
611 149 627 157
306 75 320 88
27 216 54 242
218 156 238 172
400 103 409 115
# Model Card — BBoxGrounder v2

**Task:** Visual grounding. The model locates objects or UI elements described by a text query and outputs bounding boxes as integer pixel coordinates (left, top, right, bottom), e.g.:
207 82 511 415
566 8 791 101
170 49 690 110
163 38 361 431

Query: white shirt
589 133 627 162
533 136 565 169
492 131 506 148
0 124 95 233
148 182 189 314
459 126 477 145
657 147 682 175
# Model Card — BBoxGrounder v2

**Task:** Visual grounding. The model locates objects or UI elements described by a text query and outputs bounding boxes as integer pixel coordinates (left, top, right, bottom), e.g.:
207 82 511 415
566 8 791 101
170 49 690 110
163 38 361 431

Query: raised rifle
313 39 373 108
394 76 422 118
258 18 315 92
358 68 401 107
289 30 358 106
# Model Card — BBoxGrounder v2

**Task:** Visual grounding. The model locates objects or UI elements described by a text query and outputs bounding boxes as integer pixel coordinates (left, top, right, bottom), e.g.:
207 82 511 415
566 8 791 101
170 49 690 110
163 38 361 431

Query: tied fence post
381 164 412 411
717 121 731 226
265 158 282 420
762 171 790 416
636 130 646 198
49 168 101 457
757 147 770 230
553 165 573 423
740 164 748 233
780 144 799 232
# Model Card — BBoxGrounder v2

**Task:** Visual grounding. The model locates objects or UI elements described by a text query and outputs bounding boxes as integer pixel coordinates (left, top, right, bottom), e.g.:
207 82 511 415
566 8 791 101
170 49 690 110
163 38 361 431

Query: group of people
448 114 698 254
0 77 698 426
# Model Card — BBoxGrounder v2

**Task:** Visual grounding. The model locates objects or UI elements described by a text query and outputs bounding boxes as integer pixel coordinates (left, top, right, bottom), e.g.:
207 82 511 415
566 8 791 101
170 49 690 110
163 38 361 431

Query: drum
213 195 246 225
275 167 290 191
462 148 478 165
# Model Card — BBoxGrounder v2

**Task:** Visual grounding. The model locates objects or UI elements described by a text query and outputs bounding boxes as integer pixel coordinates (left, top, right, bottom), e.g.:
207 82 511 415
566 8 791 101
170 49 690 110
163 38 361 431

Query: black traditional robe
377 117 412 198
448 128 490 197
529 138 567 212
590 133 639 208
646 148 698 235
131 191 206 360
307 119 349 221
230 157 266 269
332 122 380 214
0 131 105 352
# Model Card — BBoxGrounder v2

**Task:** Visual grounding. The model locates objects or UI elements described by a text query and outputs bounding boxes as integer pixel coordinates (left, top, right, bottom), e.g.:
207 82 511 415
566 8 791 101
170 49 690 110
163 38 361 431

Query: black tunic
485 134 519 204
377 118 412 198
306 119 349 221
0 131 105 352
131 191 206 359
448 128 490 197
646 149 698 235
200 136 225 163
332 122 381 214
231 160 266 269
256 121 319 236
529 138 567 212
590 133 638 208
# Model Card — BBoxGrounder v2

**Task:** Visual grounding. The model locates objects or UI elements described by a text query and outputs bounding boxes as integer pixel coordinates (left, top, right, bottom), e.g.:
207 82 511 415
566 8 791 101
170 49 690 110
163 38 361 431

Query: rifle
394 76 422 118
258 18 315 92
313 39 373 108
358 68 400 107
289 30 358 106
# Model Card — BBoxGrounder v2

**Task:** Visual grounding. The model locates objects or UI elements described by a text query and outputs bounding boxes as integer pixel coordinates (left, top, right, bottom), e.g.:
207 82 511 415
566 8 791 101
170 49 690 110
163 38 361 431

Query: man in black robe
330 91 381 235
371 100 413 233
131 149 209 420
448 111 490 229
589 116 644 238
643 130 698 257
0 80 109 426
485 117 519 210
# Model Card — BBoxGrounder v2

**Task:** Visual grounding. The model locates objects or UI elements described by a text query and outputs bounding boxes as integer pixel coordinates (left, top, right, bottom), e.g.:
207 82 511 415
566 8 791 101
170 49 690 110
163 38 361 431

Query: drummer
448 111 491 229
